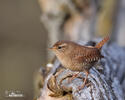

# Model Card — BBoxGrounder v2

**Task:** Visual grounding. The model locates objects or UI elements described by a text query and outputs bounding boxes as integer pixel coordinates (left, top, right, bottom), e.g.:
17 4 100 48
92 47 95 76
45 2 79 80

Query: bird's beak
48 47 55 50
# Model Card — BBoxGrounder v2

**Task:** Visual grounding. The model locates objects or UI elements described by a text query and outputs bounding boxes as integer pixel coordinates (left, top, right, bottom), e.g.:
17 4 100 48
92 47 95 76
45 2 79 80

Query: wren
49 36 109 90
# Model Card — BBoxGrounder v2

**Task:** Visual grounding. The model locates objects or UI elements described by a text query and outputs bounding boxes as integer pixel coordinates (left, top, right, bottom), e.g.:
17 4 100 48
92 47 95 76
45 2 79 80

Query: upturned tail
95 36 110 49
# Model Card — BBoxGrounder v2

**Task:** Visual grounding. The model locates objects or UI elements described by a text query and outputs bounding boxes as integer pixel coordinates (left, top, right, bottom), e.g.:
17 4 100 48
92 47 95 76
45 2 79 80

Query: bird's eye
58 46 62 49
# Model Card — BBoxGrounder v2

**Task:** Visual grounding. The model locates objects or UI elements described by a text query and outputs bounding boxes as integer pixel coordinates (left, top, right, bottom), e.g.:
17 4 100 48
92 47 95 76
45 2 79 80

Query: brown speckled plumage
50 36 109 90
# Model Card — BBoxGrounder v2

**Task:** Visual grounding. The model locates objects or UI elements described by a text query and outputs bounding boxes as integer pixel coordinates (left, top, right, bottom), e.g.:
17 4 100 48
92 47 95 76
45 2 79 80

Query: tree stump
38 42 125 100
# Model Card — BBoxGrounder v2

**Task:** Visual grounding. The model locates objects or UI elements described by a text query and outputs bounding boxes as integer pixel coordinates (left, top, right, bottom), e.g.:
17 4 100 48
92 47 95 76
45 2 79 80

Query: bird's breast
60 57 84 71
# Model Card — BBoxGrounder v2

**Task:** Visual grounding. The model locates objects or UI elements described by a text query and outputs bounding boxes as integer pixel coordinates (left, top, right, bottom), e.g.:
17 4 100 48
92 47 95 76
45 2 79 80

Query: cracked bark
38 42 125 100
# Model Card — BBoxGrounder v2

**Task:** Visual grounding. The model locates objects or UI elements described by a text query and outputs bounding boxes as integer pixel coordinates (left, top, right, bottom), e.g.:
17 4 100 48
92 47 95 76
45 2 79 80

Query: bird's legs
78 71 89 90
68 72 80 83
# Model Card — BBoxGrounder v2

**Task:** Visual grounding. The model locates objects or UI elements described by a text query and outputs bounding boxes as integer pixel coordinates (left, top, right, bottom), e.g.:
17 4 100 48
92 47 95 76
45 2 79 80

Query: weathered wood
38 42 125 100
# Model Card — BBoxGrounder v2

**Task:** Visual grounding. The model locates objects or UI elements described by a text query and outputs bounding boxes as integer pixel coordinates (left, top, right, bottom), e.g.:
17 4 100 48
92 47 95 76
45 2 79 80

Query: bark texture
38 42 125 100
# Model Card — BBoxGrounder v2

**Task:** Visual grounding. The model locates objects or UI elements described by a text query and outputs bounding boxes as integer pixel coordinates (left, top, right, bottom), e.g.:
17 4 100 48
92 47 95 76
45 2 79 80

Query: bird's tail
95 36 110 49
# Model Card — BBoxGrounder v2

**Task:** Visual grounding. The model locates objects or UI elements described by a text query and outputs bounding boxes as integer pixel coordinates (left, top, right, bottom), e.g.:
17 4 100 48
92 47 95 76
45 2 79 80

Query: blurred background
0 0 125 100
0 0 47 100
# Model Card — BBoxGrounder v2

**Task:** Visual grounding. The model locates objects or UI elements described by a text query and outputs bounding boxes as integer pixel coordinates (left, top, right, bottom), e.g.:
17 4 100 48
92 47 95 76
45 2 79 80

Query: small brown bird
50 36 109 90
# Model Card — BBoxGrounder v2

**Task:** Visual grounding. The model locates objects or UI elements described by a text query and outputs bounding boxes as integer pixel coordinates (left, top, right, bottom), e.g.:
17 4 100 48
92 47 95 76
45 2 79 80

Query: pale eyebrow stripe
59 43 67 47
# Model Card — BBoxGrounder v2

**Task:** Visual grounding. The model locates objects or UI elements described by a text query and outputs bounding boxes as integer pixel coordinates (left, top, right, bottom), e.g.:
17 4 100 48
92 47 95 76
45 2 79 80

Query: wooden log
38 42 125 100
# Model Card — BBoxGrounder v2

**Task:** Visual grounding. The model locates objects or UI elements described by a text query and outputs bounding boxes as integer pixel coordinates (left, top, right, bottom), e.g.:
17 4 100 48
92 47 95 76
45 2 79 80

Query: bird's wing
74 48 102 63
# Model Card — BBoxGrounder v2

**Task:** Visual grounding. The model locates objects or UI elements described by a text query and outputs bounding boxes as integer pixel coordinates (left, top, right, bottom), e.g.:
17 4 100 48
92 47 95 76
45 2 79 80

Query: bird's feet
76 71 90 92
68 72 80 83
